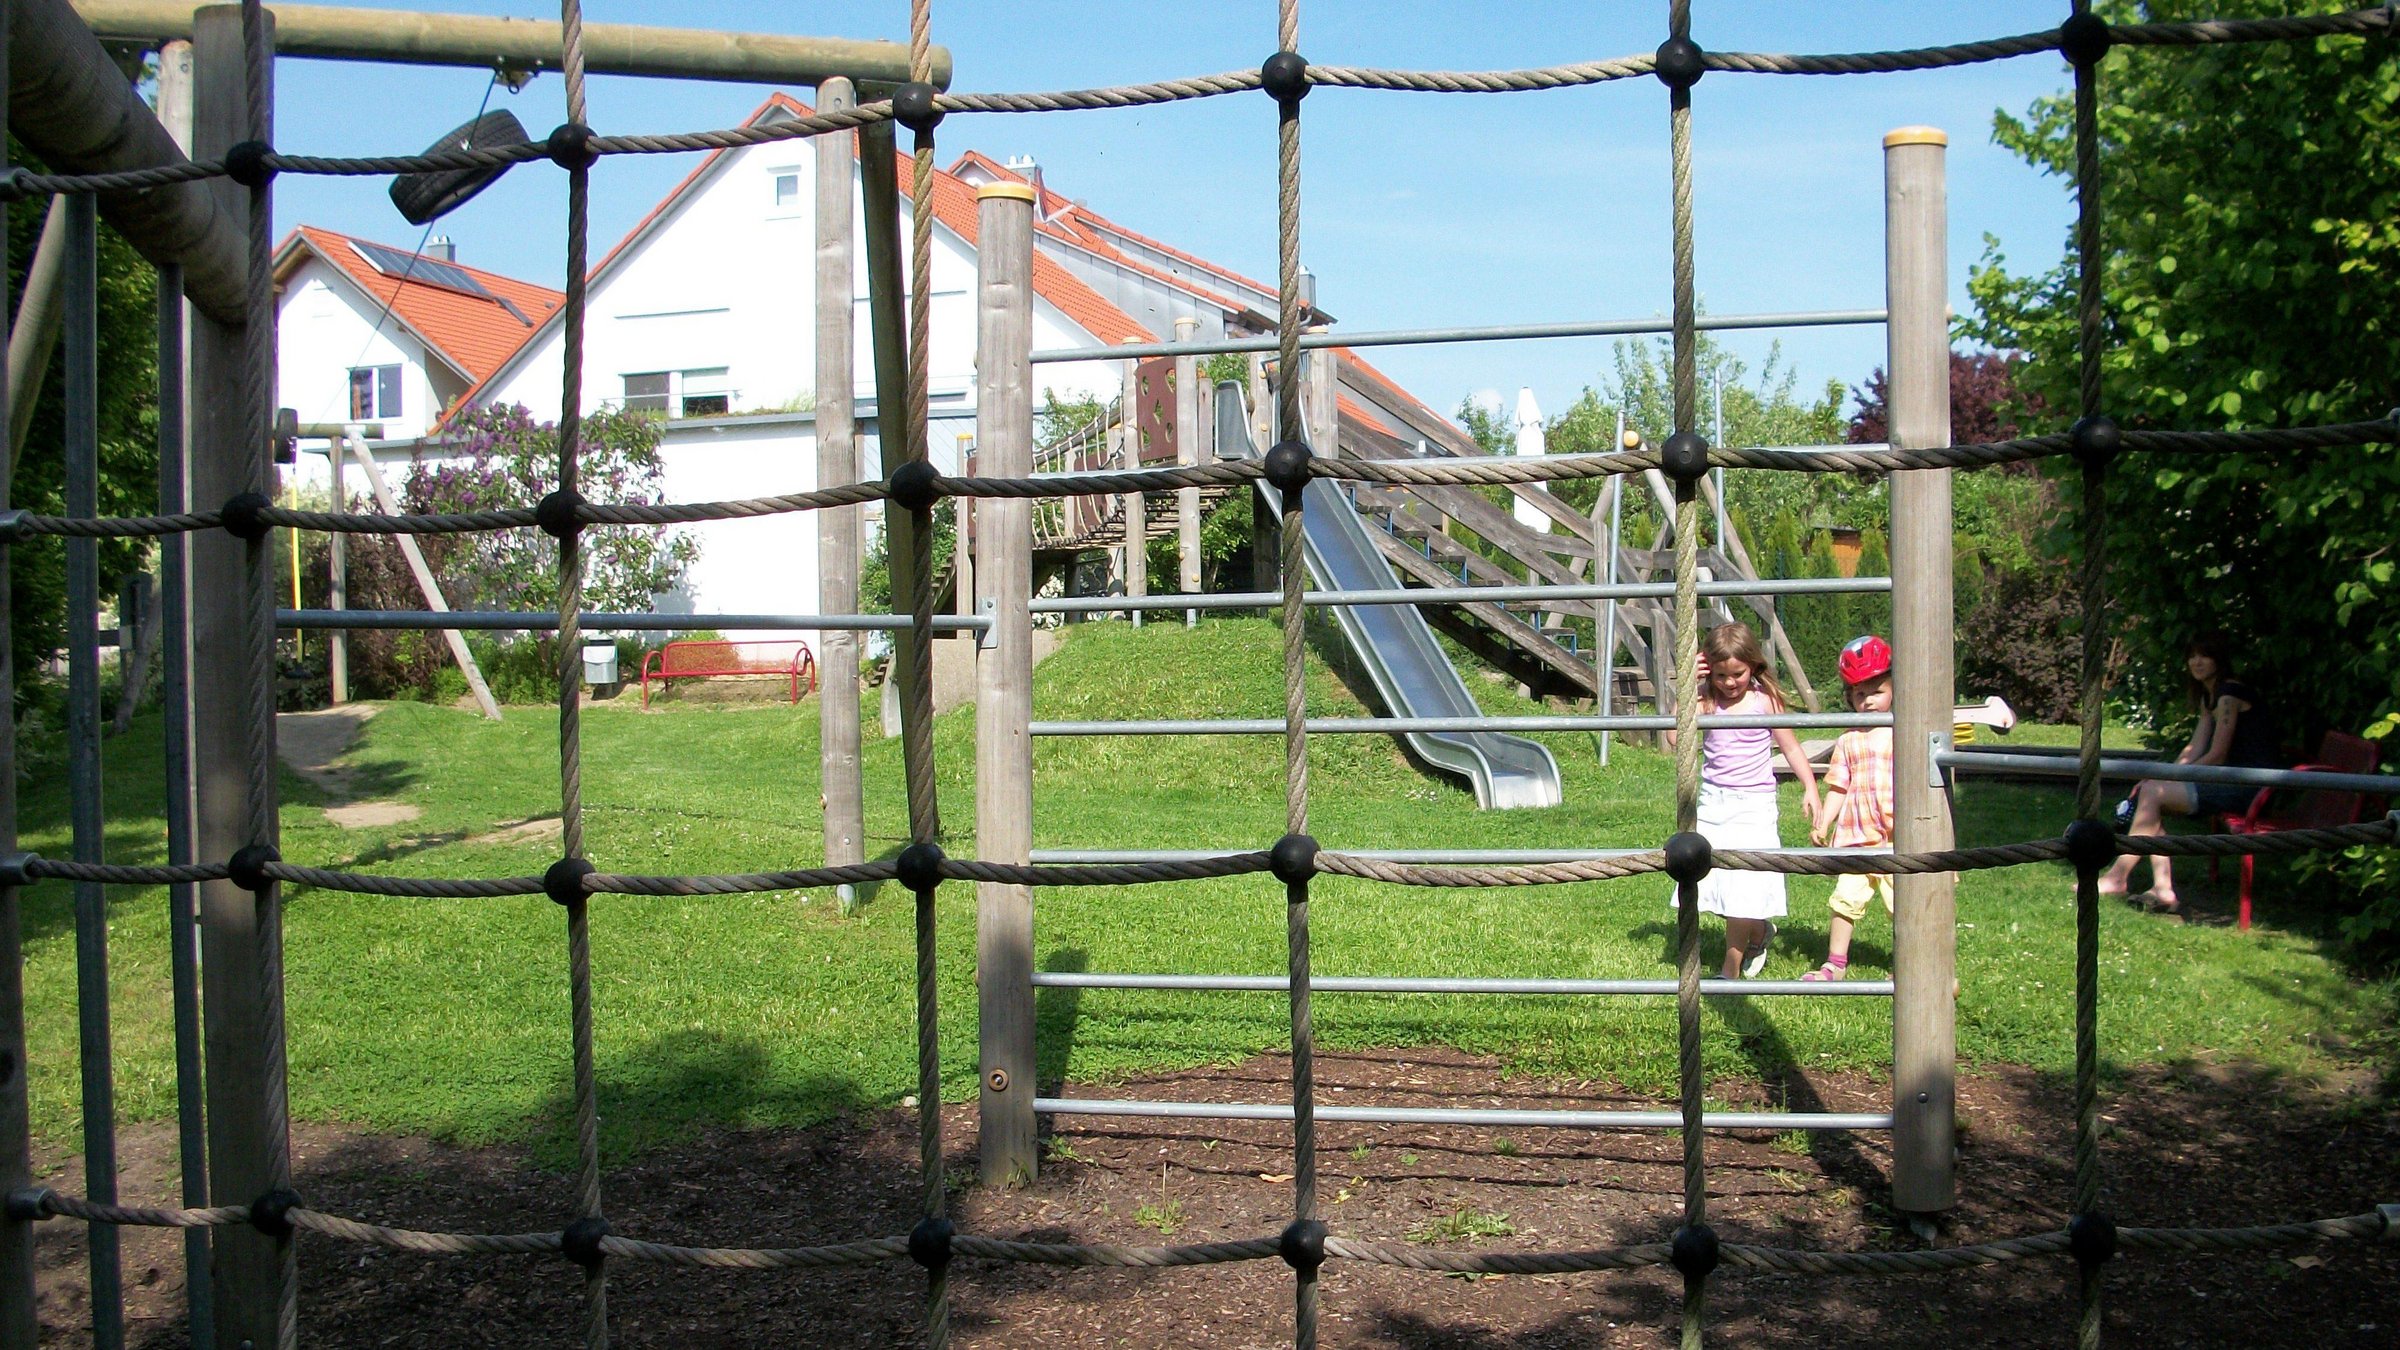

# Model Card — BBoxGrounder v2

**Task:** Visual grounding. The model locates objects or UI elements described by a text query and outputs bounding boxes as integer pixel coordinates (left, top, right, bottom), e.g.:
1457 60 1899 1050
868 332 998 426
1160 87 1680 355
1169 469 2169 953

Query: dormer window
772 172 802 210
349 365 401 419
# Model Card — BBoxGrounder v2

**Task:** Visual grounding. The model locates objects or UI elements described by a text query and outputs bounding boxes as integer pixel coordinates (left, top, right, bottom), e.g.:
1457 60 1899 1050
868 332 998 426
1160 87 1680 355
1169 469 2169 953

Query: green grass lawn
17 618 2390 1164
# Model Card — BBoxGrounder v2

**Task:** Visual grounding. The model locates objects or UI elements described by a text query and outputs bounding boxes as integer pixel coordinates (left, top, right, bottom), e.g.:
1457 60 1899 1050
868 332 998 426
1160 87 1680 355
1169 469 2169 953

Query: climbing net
6 2 2400 1347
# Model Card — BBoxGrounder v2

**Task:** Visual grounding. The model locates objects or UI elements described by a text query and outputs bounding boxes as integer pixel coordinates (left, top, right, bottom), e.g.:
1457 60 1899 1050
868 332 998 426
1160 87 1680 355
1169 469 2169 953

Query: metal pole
189 9 287 1344
1174 315 1201 625
1603 421 1625 761
1711 372 1727 550
72 0 951 86
0 0 33 1332
1118 339 1144 625
326 426 345 702
815 76 864 911
1031 306 1890 364
972 182 1037 1186
1885 126 1956 1219
64 183 127 1350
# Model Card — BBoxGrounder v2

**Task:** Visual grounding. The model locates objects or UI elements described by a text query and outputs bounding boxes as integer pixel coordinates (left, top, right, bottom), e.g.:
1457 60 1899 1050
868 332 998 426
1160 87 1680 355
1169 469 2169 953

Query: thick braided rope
938 854 1275 886
292 1210 565 1257
549 7 609 1346
1664 6 1711 1346
599 1234 908 1269
12 419 2399 548
12 6 2400 198
901 12 952 1348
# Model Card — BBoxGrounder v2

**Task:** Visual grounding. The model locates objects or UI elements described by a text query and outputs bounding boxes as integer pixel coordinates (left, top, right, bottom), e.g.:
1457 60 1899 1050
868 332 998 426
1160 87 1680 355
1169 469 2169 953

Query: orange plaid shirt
1824 727 1895 848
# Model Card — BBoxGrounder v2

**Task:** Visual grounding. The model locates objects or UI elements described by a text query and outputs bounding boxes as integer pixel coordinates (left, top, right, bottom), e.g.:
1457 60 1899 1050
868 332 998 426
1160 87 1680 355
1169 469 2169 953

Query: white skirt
1667 783 1789 920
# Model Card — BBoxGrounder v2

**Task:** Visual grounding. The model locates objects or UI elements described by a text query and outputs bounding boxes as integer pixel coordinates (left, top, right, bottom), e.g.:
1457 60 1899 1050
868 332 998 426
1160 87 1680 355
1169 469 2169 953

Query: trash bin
582 640 619 687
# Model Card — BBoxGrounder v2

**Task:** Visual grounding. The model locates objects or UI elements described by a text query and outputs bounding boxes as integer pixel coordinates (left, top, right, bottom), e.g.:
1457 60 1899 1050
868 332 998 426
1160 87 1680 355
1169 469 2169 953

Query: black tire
388 110 529 226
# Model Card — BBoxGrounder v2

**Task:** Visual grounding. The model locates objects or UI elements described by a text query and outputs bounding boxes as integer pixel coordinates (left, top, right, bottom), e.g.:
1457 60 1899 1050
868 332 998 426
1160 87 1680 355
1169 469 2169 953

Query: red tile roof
275 225 562 384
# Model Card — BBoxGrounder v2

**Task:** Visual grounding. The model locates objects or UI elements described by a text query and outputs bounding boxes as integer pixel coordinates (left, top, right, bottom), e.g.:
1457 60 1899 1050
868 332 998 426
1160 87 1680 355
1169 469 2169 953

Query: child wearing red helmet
1805 635 1896 981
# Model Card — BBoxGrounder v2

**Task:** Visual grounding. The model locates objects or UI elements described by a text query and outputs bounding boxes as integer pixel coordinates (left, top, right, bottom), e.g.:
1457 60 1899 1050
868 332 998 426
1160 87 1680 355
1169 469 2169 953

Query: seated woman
2096 632 2280 916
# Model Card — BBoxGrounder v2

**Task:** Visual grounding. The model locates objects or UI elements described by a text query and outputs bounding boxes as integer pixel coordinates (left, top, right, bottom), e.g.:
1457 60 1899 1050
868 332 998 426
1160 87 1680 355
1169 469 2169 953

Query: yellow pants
1828 873 1894 923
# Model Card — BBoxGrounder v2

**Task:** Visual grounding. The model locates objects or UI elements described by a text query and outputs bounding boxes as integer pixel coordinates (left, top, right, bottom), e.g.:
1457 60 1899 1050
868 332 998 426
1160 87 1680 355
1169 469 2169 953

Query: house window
679 367 731 419
772 172 802 209
348 365 402 419
622 372 670 415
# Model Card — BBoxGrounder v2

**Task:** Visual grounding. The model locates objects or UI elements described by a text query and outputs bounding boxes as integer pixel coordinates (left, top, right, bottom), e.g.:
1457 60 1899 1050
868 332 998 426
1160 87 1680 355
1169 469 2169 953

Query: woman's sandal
1801 963 1846 982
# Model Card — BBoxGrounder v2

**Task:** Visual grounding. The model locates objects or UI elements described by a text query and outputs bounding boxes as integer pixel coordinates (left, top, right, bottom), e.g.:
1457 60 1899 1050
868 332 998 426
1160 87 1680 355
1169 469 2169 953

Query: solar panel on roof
349 240 494 300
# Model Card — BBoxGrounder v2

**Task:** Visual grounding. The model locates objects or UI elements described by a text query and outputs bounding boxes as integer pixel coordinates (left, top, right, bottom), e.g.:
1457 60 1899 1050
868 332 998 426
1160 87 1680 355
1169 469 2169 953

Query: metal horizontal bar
1940 751 2396 797
1035 1098 1893 1131
1032 575 1892 615
1032 307 1886 364
277 608 989 633
1033 712 1890 736
74 0 951 87
1032 847 1889 864
1030 972 1894 997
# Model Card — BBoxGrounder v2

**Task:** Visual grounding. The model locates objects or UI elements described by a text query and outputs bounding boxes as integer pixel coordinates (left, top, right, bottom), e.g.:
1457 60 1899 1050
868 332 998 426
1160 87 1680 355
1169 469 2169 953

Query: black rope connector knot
1278 1217 1327 1272
535 487 585 539
1262 439 1314 503
1261 51 1311 106
223 140 277 188
2058 11 2114 68
0 167 30 204
545 122 599 172
1653 36 1706 91
227 844 281 894
0 509 26 543
2063 818 2118 876
1270 833 1319 887
544 856 595 907
2070 415 2121 470
888 460 942 515
4 1186 53 1222
892 82 945 135
1663 831 1714 885
0 852 41 890
220 491 274 542
1660 430 1710 484
1669 1222 1720 1279
248 1188 303 1238
561 1215 612 1268
895 841 947 894
2067 1211 2118 1269
908 1214 955 1271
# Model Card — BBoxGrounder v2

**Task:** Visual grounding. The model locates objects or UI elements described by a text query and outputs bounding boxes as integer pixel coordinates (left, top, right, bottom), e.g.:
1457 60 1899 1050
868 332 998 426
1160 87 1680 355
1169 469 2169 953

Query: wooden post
1173 316 1201 625
1885 126 1956 1218
813 77 864 906
344 438 500 720
972 183 1037 1186
1117 339 1145 622
190 10 289 1345
1305 330 1336 457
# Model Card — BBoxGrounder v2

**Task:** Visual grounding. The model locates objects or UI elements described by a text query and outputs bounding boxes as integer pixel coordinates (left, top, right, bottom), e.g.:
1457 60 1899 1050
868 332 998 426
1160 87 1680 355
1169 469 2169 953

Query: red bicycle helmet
1838 634 1892 685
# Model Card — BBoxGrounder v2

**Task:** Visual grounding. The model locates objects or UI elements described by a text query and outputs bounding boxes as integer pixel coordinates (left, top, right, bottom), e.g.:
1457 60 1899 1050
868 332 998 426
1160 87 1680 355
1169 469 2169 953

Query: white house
274 93 1460 636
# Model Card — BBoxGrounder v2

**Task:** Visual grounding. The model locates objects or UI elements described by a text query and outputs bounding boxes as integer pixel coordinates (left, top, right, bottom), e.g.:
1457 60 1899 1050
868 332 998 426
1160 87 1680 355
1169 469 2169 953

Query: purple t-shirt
1703 689 1777 791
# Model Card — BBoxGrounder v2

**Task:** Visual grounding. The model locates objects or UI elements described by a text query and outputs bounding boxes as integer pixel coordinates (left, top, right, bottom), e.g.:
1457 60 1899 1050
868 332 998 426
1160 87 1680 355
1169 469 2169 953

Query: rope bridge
5 2 2400 1347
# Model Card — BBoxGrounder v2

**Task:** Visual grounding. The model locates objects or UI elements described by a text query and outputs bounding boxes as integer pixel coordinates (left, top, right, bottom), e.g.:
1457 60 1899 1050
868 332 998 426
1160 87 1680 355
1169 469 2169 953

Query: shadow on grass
523 1027 872 1169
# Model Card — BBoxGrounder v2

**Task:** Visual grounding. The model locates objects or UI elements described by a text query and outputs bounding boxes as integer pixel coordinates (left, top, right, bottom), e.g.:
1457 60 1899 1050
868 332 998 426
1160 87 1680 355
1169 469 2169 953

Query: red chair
2218 731 2385 931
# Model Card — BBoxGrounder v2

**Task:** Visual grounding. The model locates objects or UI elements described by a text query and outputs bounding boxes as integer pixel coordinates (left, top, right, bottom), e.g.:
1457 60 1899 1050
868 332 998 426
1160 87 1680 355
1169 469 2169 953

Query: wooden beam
343 436 499 720
815 77 864 904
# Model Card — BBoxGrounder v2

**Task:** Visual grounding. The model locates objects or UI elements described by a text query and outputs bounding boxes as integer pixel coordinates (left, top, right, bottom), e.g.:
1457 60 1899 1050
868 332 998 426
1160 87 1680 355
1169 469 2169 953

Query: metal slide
1218 383 1562 809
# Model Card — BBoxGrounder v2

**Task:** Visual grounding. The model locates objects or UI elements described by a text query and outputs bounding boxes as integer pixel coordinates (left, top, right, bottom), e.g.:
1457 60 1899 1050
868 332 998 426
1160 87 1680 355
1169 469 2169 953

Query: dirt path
27 1050 2396 1347
276 706 421 829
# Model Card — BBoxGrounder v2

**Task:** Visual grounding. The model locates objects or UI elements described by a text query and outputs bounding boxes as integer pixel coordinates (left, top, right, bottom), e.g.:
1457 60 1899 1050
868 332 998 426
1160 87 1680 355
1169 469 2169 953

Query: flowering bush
405 403 697 614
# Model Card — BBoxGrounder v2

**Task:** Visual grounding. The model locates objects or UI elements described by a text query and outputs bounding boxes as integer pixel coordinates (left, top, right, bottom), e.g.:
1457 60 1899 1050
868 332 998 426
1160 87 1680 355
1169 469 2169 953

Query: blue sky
271 1 2084 427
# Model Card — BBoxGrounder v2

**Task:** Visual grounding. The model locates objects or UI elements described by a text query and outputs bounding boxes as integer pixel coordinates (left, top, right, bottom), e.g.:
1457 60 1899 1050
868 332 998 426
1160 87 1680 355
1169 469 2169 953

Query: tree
1960 0 2400 742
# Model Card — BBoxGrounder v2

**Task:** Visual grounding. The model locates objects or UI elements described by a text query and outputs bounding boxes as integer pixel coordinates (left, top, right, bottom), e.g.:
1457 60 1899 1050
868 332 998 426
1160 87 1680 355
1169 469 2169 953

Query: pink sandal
1800 963 1846 982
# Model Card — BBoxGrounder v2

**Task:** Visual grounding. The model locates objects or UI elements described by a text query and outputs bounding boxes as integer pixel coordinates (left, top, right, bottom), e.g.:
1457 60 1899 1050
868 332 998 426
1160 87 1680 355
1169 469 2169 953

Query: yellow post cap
1883 126 1949 148
978 182 1039 203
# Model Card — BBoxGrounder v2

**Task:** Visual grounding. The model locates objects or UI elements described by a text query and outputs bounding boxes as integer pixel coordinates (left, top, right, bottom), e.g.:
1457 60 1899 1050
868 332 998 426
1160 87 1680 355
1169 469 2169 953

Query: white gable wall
275 256 460 441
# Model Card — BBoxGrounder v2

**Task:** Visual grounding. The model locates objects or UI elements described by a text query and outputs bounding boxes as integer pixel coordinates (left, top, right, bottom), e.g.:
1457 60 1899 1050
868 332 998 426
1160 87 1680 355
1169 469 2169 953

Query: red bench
639 639 816 709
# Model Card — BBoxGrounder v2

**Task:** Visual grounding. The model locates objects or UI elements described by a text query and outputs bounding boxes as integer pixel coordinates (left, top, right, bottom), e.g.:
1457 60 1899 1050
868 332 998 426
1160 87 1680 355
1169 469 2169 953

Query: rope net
5 3 2397 1348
